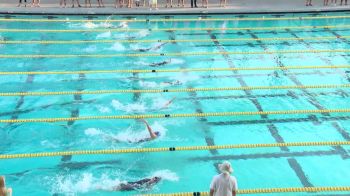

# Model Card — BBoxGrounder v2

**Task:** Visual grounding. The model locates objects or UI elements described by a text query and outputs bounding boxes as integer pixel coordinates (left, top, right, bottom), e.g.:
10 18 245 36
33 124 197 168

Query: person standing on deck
210 161 238 196
305 0 312 6
71 0 82 7
191 0 197 7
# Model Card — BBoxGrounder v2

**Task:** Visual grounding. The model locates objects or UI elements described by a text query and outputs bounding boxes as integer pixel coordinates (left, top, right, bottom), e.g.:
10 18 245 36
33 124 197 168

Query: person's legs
17 0 22 7
190 0 193 7
36 0 40 6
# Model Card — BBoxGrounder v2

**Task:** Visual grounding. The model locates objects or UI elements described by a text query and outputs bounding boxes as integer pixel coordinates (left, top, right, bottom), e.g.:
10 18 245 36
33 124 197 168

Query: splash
84 128 103 136
151 97 173 110
136 29 150 38
83 45 97 53
113 122 167 143
48 173 122 195
111 99 146 113
97 105 111 113
169 73 200 84
108 42 125 51
96 31 112 39
84 22 98 29
138 81 170 88
170 58 185 65
40 140 59 148
151 170 179 181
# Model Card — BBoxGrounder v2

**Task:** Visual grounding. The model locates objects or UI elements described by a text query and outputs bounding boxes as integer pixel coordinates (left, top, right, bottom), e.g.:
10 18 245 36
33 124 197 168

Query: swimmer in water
159 97 176 110
117 176 161 191
161 80 182 86
97 176 161 191
149 59 172 67
137 42 168 52
113 119 160 143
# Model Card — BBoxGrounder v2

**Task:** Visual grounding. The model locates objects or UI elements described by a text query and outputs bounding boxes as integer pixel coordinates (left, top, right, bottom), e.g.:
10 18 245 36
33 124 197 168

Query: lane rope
1 49 350 58
1 15 350 22
1 65 349 75
1 141 349 159
0 109 349 123
0 84 349 97
0 35 349 45
0 24 349 33
140 186 350 196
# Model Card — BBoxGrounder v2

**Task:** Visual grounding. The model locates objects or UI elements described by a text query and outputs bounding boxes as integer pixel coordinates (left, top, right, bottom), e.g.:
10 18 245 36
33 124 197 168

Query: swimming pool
0 12 350 195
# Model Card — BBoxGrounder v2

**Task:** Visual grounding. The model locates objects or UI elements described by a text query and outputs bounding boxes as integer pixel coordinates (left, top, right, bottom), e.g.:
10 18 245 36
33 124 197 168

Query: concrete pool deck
0 0 350 15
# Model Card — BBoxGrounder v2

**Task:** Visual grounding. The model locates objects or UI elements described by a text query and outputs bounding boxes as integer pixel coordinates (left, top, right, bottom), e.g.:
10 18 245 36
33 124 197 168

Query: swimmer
117 176 161 191
159 97 176 110
137 42 168 52
98 176 161 191
149 59 172 67
113 119 160 143
161 80 182 86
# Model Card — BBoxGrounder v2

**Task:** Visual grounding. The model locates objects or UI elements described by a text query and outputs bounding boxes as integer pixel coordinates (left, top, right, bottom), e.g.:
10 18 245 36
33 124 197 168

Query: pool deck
0 0 350 15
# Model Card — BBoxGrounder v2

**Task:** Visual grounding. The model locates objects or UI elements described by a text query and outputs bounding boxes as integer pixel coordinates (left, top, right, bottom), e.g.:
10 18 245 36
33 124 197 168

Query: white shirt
210 173 238 196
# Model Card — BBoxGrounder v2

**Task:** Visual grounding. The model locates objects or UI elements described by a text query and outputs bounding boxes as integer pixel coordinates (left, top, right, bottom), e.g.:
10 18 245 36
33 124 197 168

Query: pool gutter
0 5 350 15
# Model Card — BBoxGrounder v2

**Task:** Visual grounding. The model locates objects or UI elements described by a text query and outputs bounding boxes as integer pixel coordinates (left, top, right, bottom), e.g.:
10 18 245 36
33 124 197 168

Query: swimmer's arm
141 119 157 139
160 97 176 110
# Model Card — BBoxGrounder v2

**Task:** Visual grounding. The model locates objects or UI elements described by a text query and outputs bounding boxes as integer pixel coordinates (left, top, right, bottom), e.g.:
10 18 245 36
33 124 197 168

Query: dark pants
19 0 27 2
191 0 197 7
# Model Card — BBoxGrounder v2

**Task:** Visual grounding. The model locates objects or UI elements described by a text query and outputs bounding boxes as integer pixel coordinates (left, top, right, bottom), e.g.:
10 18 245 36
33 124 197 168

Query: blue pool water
0 12 350 195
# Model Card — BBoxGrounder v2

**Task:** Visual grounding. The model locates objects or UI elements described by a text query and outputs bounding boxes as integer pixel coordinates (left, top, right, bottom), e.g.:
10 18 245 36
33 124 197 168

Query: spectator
341 0 347 5
305 0 312 6
332 0 337 5
0 176 12 196
127 0 132 8
166 0 173 7
71 0 82 7
324 0 329 5
30 0 39 7
190 0 197 8
85 0 91 7
210 161 238 196
60 0 67 7
149 0 157 9
202 0 208 8
177 0 184 7
115 0 124 7
17 0 27 7
97 0 105 7
220 0 226 7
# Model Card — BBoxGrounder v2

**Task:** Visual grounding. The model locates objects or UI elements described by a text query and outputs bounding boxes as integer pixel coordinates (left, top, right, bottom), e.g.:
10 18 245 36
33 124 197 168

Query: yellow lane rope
0 109 349 123
0 141 349 159
1 15 350 22
0 35 348 45
1 65 349 75
1 49 349 59
1 84 349 97
0 24 349 33
140 186 350 196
